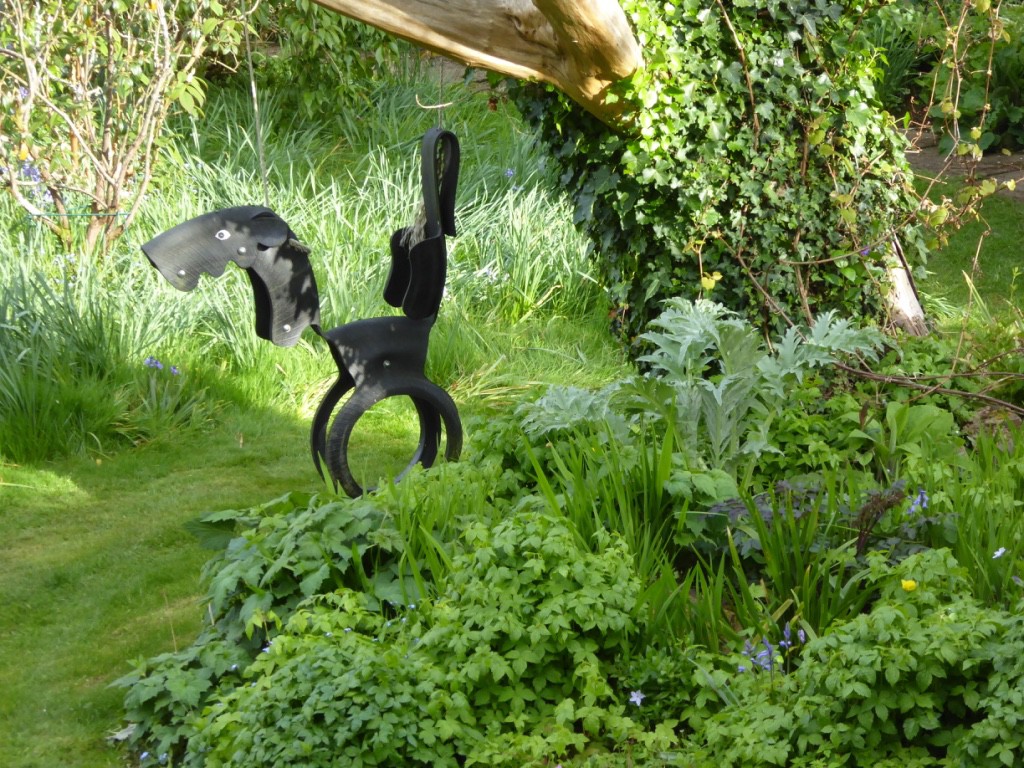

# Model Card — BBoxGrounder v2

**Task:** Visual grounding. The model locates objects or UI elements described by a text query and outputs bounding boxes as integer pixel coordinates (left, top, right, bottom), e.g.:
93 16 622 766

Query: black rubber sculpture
141 128 463 497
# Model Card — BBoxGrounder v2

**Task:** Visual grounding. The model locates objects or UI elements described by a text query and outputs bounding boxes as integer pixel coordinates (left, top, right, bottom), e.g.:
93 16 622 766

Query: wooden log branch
310 0 642 124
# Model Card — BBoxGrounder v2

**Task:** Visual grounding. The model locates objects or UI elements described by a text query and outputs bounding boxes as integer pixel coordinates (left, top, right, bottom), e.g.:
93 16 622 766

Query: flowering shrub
684 549 1024 767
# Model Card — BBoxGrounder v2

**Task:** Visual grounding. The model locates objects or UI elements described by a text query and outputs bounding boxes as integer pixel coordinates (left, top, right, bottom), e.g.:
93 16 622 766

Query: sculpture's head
141 206 321 347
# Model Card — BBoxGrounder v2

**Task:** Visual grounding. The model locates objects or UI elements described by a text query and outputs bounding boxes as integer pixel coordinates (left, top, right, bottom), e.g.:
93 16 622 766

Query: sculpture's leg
309 371 355 484
325 378 462 498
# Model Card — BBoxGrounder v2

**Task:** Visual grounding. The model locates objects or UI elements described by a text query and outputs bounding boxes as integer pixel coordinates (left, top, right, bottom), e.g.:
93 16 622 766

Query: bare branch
310 0 641 124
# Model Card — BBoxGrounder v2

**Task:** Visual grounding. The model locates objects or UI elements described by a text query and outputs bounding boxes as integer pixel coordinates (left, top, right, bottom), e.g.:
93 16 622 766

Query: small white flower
629 690 645 706
993 547 1007 559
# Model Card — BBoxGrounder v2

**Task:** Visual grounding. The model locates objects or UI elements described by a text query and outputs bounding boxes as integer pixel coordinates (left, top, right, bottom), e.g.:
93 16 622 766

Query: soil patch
903 127 1024 202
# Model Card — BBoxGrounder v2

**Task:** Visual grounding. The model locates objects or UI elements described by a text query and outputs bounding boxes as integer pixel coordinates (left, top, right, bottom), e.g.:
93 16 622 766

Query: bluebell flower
779 622 792 650
754 638 775 671
739 638 773 672
908 488 928 515
20 160 41 183
505 168 515 178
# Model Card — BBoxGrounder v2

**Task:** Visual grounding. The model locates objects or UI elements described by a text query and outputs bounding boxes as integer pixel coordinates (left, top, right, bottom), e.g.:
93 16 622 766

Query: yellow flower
700 271 723 291
901 579 917 592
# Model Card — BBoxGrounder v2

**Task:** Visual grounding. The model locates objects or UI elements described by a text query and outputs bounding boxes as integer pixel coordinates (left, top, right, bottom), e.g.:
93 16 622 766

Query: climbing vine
512 0 929 350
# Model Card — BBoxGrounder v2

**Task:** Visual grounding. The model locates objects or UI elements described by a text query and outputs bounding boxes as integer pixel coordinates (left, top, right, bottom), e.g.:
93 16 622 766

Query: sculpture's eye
215 229 231 240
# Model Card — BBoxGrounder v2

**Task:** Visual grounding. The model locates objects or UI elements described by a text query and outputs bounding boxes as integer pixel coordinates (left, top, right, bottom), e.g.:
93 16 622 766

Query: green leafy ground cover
2 55 1024 768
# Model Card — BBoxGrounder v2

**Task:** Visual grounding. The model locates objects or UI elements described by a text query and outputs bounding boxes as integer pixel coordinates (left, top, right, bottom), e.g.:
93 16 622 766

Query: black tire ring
325 379 462 497
310 378 353 483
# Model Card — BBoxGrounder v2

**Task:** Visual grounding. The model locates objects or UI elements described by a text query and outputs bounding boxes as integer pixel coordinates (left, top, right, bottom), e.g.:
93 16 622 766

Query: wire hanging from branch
415 54 452 129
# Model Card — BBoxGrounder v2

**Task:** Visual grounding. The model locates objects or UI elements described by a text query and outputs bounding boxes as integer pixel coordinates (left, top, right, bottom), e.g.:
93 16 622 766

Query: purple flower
170 365 180 376
628 690 645 706
908 488 929 515
143 356 163 370
20 160 41 183
739 637 776 672
505 168 515 178
754 638 775 671
779 622 793 649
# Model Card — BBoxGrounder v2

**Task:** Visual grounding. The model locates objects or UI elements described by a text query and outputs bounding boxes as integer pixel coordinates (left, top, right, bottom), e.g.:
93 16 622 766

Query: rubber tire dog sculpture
141 128 463 497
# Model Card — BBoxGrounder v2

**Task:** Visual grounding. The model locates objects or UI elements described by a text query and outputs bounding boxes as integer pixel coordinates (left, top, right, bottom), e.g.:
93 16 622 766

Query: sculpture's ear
383 228 412 308
248 210 290 248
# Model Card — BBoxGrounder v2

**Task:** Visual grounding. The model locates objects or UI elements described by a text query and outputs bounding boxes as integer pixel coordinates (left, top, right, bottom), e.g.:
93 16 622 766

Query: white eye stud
215 229 231 240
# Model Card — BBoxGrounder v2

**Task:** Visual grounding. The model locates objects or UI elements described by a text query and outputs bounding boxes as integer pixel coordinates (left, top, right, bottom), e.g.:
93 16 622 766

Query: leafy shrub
187 590 460 768
124 509 675 767
424 511 655 765
0 0 240 255
518 299 887 481
117 631 251 764
511 0 926 347
681 549 1024 767
116 488 460 762
251 0 408 116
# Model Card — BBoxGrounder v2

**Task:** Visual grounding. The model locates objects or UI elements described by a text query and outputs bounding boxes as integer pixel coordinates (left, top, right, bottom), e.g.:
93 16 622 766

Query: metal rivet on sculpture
141 128 463 497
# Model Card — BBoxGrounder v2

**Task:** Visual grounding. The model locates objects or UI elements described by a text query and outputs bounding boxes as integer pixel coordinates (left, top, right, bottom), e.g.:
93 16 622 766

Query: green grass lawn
918 184 1024 322
0 406 317 767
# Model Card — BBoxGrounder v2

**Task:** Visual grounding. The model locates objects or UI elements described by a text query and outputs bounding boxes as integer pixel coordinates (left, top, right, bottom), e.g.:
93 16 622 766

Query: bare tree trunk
310 0 641 124
886 238 929 336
